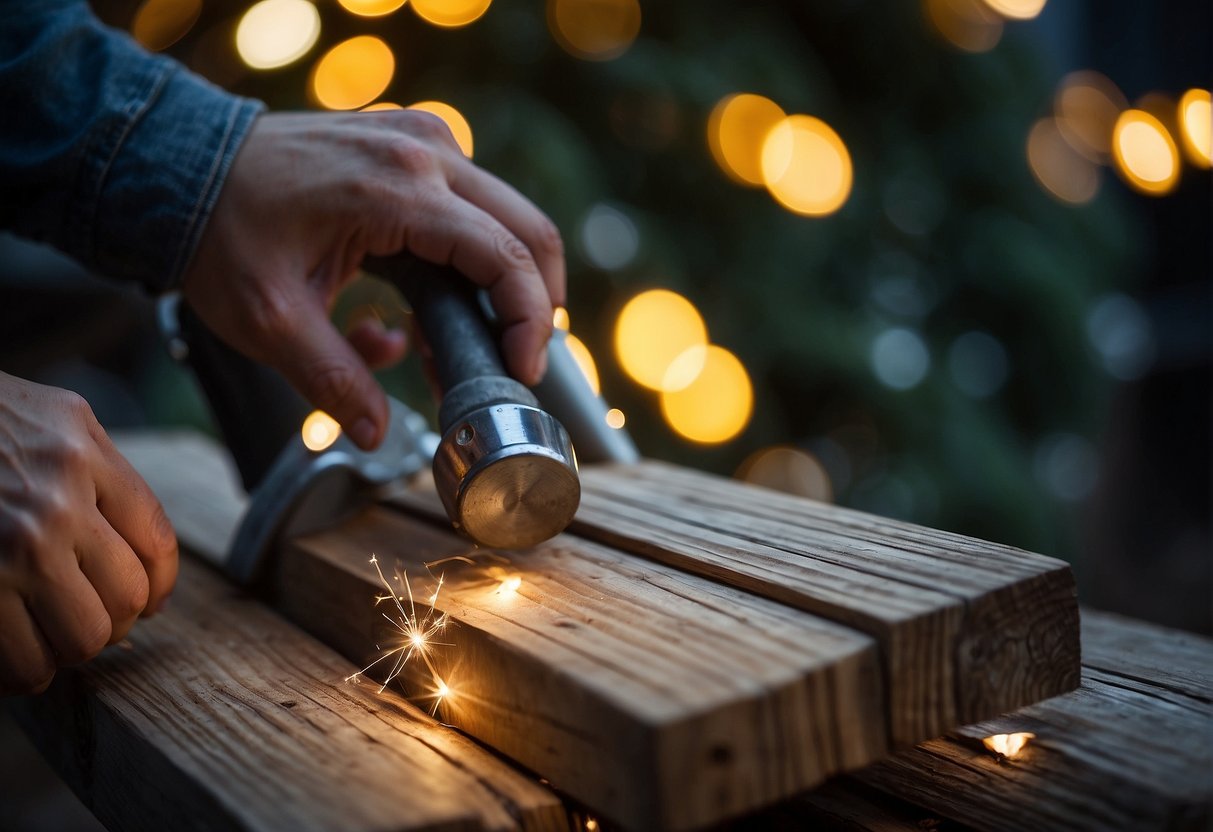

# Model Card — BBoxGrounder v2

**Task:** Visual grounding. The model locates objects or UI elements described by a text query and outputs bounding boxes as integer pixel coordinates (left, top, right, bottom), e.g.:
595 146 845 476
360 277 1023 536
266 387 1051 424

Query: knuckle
389 137 438 176
495 232 538 272
307 358 359 410
117 561 152 622
60 615 111 665
145 503 178 566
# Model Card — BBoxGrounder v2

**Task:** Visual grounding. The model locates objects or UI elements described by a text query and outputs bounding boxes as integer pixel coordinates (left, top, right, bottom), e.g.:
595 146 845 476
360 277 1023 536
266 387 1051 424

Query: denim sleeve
0 0 264 292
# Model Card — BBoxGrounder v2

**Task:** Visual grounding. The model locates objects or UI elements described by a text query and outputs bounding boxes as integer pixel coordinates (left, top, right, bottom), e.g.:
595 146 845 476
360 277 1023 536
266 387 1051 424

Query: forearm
0 0 263 291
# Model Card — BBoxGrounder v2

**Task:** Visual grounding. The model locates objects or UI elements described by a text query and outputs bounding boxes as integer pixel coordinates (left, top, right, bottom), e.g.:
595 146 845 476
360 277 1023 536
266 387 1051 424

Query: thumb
270 303 389 450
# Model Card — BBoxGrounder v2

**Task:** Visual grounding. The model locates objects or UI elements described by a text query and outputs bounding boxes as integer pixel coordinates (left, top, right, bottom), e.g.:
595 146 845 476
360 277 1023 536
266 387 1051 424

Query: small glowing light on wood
661 346 753 444
1178 89 1211 168
302 410 342 451
1026 117 1100 204
983 732 1036 758
548 0 642 62
924 0 1003 53
497 575 522 595
310 36 395 111
761 115 853 217
436 680 451 697
1112 109 1180 195
585 820 599 831
236 0 321 70
407 101 474 157
132 0 202 52
362 101 404 112
707 93 787 187
605 408 626 429
565 333 601 395
553 307 570 331
615 290 708 392
338 0 407 16
1055 71 1126 161
979 0 1046 20
411 0 492 28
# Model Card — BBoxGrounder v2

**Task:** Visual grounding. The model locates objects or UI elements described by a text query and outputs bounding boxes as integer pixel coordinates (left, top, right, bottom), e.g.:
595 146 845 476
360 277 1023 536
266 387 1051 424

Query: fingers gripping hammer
365 255 581 550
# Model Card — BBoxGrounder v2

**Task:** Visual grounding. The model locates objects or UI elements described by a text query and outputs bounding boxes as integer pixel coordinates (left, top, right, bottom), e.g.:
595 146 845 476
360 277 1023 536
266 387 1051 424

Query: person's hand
0 373 178 695
182 110 566 450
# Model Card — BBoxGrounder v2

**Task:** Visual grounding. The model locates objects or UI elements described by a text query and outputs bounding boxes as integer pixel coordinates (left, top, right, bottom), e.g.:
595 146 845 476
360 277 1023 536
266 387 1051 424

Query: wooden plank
7 556 567 832
280 509 887 831
852 609 1213 831
546 460 1081 744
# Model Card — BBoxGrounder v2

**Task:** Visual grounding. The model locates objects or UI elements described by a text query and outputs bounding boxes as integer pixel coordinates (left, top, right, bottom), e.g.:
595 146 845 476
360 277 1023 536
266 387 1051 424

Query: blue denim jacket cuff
87 63 264 292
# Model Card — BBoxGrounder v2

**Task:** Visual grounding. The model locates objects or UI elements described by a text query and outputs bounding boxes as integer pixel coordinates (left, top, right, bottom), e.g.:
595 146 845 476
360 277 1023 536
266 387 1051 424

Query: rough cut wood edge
7 557 567 832
852 609 1213 832
281 508 887 832
549 460 1081 744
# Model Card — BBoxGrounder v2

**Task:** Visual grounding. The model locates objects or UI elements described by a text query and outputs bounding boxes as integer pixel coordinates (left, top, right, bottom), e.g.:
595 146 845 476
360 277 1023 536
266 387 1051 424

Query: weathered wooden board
117 433 888 831
7 557 567 832
853 610 1213 831
558 460 1081 744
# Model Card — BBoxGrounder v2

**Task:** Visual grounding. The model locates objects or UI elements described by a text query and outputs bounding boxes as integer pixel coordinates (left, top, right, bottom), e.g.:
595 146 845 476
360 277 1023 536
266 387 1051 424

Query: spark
982 732 1036 759
497 575 522 595
345 554 453 707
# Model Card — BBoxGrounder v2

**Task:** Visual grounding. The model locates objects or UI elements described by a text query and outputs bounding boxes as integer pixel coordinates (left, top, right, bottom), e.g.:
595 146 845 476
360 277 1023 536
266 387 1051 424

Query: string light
1026 117 1100 204
411 0 493 28
338 0 407 16
310 36 395 110
761 115 853 217
1178 88 1211 168
605 408 626 429
707 93 786 187
615 289 708 392
548 0 641 61
1112 109 1180 195
553 307 571 331
407 101 474 157
301 410 342 452
1054 71 1126 161
236 0 321 70
924 0 1003 53
660 346 753 444
131 0 202 52
979 0 1047 20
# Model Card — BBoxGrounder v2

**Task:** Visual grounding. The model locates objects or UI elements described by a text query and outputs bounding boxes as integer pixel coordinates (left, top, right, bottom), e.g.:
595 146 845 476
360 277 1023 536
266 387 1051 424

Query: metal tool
160 252 636 585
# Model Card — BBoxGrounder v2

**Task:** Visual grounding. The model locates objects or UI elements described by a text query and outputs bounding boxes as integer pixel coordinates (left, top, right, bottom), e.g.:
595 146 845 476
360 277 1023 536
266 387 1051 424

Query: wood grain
853 609 1213 831
7 558 567 832
550 460 1082 744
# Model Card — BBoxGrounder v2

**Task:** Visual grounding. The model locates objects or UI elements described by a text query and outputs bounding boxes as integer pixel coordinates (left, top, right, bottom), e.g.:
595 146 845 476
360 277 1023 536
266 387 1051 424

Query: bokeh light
924 0 1003 53
362 101 404 111
761 115 853 217
553 307 570 331
548 0 641 62
236 0 321 70
311 36 395 111
132 0 202 52
579 203 639 270
870 328 930 390
408 101 474 157
411 0 493 29
1034 433 1098 502
660 346 752 444
605 408 626 429
707 93 787 187
338 0 408 16
564 333 601 395
614 290 708 391
1111 109 1180 195
1054 71 1127 161
302 410 342 451
1026 117 1100 204
979 0 1047 20
947 331 1009 398
1178 88 1211 168
1086 293 1154 381
736 446 832 502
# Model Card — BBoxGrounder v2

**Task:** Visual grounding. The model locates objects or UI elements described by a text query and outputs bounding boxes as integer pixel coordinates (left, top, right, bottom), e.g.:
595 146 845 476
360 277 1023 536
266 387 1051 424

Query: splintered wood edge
852 610 1213 832
283 507 887 831
8 558 566 832
566 462 1081 743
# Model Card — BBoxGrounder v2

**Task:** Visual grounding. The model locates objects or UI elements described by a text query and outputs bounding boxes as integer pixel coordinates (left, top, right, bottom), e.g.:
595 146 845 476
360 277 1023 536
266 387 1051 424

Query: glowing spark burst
345 555 454 715
497 575 522 595
983 732 1036 758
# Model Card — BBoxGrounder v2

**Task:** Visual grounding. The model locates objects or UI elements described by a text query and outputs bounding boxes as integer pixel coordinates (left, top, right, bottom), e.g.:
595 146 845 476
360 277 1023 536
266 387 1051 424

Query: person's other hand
182 111 566 450
0 373 178 695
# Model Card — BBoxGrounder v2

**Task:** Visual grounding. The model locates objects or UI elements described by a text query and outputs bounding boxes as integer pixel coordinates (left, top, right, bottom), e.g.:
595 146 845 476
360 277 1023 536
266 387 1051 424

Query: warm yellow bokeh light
236 0 321 70
707 93 787 187
615 290 708 391
1178 88 1211 168
408 101 474 157
1026 118 1099 205
310 36 395 111
1112 109 1180 195
660 346 753 444
1054 71 1127 161
339 0 408 16
553 307 570 331
924 0 1003 53
301 410 342 451
605 408 626 429
132 0 202 52
564 333 601 395
980 0 1046 20
548 0 641 61
361 101 404 111
736 446 833 502
411 0 492 28
761 115 853 217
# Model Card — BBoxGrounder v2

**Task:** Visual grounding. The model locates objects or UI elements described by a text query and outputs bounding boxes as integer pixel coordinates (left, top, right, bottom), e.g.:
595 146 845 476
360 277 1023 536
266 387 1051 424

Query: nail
350 417 377 449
